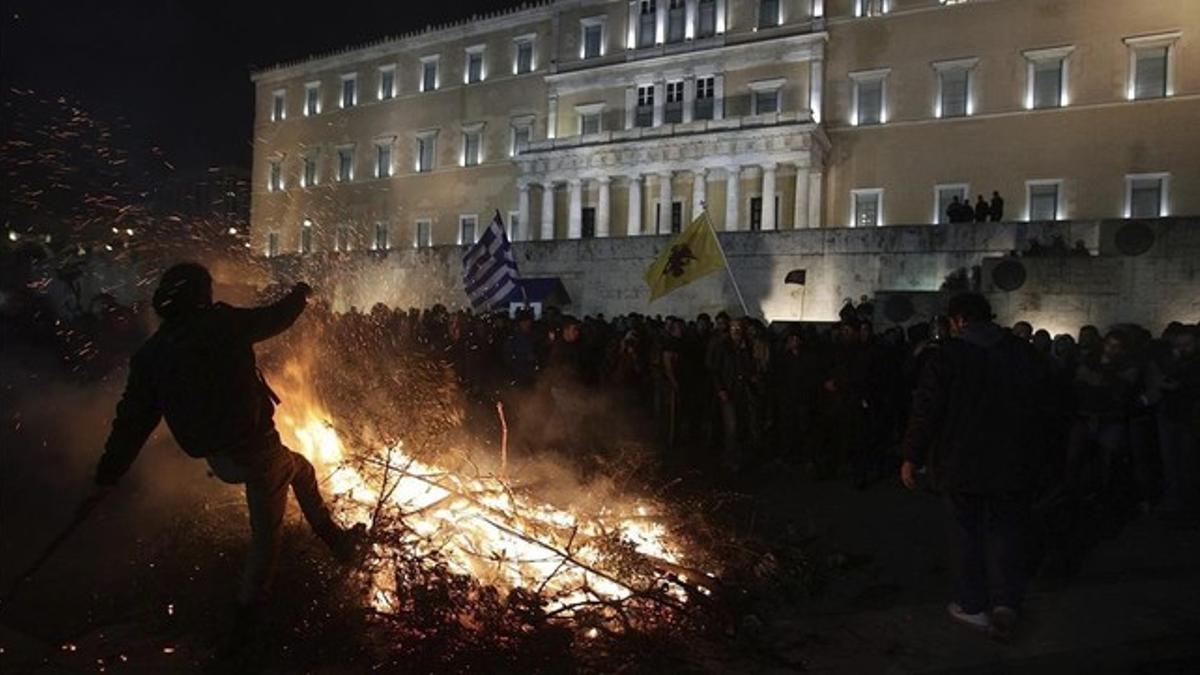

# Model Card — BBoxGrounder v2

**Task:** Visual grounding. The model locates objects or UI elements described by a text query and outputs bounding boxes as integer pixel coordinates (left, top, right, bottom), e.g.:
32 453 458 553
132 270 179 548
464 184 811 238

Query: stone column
567 179 583 239
597 176 611 237
792 166 809 229
516 183 531 241
808 170 823 229
761 163 777 231
627 174 643 235
724 166 740 230
659 171 673 234
653 80 665 127
540 182 555 240
682 76 695 123
692 169 707 219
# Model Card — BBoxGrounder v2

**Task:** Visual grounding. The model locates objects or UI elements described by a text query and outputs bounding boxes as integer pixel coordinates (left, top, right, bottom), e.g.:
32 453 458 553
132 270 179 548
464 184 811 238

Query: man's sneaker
947 602 991 632
989 606 1018 641
330 523 369 564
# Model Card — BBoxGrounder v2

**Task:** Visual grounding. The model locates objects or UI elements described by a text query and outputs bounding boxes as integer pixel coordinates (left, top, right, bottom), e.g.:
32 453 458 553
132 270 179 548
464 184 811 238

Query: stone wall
266 218 1199 333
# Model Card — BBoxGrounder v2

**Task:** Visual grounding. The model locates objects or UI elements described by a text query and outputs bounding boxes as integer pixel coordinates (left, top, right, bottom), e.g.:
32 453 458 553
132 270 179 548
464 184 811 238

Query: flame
271 360 704 617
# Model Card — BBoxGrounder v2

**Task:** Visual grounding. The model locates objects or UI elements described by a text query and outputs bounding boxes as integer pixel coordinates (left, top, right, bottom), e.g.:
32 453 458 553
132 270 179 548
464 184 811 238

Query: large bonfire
264 333 719 639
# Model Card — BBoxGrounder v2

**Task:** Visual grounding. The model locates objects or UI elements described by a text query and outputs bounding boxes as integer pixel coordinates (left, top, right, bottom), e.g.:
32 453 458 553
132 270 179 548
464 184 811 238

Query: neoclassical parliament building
250 0 1198 257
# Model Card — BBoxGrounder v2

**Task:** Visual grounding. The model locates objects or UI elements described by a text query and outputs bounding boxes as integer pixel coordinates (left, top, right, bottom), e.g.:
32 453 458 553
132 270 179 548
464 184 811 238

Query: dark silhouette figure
901 293 1048 640
974 196 990 223
94 263 364 652
946 196 966 224
990 191 1005 222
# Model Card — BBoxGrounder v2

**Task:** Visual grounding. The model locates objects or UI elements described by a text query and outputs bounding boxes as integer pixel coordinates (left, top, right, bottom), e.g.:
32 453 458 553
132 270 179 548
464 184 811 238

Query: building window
459 215 478 245
466 46 485 84
462 128 481 167
415 219 432 248
507 211 520 241
934 59 976 118
515 37 534 74
304 83 320 116
855 0 888 17
416 133 436 172
638 1 657 48
1026 180 1062 221
759 0 781 28
695 76 715 120
577 103 603 135
511 121 532 156
268 160 283 192
697 0 717 38
935 184 969 224
336 148 354 182
373 222 390 251
379 66 395 100
266 232 280 257
271 90 286 122
851 69 888 125
299 219 314 254
1126 173 1169 218
752 87 780 115
376 143 392 178
302 156 318 187
851 189 883 227
636 85 655 127
341 74 357 108
421 56 439 92
1132 47 1168 100
667 0 686 42
1023 46 1072 109
665 81 684 123
581 18 604 59
333 224 352 252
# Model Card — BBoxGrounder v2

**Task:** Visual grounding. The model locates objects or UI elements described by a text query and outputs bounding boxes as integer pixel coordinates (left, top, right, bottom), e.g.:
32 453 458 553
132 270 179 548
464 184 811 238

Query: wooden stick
495 401 508 475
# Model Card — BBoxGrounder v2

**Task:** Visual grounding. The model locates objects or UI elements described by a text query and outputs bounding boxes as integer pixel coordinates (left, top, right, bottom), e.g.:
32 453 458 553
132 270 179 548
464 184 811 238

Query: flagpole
703 206 750 317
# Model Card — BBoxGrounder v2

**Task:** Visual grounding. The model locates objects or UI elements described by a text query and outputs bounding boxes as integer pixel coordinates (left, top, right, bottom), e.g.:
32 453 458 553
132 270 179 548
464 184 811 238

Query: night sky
1 0 523 174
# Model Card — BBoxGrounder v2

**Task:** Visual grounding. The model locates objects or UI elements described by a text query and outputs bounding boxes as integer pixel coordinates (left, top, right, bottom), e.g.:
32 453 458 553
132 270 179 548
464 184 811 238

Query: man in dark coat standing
900 293 1047 640
93 263 365 651
989 191 1005 222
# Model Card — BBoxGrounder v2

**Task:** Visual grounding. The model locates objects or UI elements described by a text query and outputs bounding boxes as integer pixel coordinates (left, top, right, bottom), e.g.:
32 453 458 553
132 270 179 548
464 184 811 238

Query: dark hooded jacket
901 321 1049 494
96 287 308 485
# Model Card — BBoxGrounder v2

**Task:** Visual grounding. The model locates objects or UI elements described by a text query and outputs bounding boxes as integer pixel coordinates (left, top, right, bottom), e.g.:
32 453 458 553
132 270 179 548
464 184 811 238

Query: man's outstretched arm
96 354 162 486
227 282 311 344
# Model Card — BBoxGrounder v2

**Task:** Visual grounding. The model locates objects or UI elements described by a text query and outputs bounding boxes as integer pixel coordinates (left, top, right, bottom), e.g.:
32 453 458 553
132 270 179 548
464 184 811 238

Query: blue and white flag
462 211 520 311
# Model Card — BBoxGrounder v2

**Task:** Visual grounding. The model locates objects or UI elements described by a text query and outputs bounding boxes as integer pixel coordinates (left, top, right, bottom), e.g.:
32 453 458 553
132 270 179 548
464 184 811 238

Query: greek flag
462 211 520 311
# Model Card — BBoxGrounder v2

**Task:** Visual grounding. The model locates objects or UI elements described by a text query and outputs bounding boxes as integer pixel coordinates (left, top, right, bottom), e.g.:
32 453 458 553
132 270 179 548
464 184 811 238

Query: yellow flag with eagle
644 212 726 301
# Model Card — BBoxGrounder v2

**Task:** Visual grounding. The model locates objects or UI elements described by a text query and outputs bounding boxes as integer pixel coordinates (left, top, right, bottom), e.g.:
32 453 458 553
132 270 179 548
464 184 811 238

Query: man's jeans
946 492 1032 615
208 438 343 605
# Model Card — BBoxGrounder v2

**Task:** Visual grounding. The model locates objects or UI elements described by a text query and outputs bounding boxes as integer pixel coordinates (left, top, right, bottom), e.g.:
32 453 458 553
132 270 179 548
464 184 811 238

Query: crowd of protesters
283 297 1200 527
946 191 1005 223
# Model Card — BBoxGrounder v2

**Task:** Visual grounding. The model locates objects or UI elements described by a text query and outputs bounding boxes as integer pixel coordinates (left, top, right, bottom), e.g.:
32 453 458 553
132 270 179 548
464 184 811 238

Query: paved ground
755 470 1200 673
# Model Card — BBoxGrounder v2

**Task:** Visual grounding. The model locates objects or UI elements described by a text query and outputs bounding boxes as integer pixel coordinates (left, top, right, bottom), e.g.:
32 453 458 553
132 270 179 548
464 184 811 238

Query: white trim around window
1023 45 1074 109
580 16 607 59
850 188 884 227
414 218 433 248
513 33 537 74
575 102 606 135
419 54 440 92
1124 32 1180 100
933 183 969 224
849 68 890 125
1025 179 1064 221
932 57 978 118
458 214 479 245
1124 172 1170 218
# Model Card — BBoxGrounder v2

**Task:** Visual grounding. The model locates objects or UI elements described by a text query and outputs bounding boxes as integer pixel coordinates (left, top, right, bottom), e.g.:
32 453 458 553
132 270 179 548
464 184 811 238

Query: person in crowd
1067 330 1140 504
1012 321 1034 342
989 191 1005 222
1148 324 1200 516
901 293 1048 640
93 263 366 654
974 195 990 223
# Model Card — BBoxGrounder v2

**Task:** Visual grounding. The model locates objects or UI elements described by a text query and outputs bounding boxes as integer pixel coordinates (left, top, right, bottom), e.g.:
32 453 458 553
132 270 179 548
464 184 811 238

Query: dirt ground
3 362 1199 673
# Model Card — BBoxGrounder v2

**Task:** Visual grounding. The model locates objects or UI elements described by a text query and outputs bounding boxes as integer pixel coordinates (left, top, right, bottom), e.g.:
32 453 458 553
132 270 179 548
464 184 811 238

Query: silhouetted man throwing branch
93 262 364 649
900 293 1047 641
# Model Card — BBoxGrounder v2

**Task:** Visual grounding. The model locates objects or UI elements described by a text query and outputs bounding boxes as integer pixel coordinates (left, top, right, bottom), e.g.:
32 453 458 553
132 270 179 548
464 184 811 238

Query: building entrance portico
514 116 828 239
